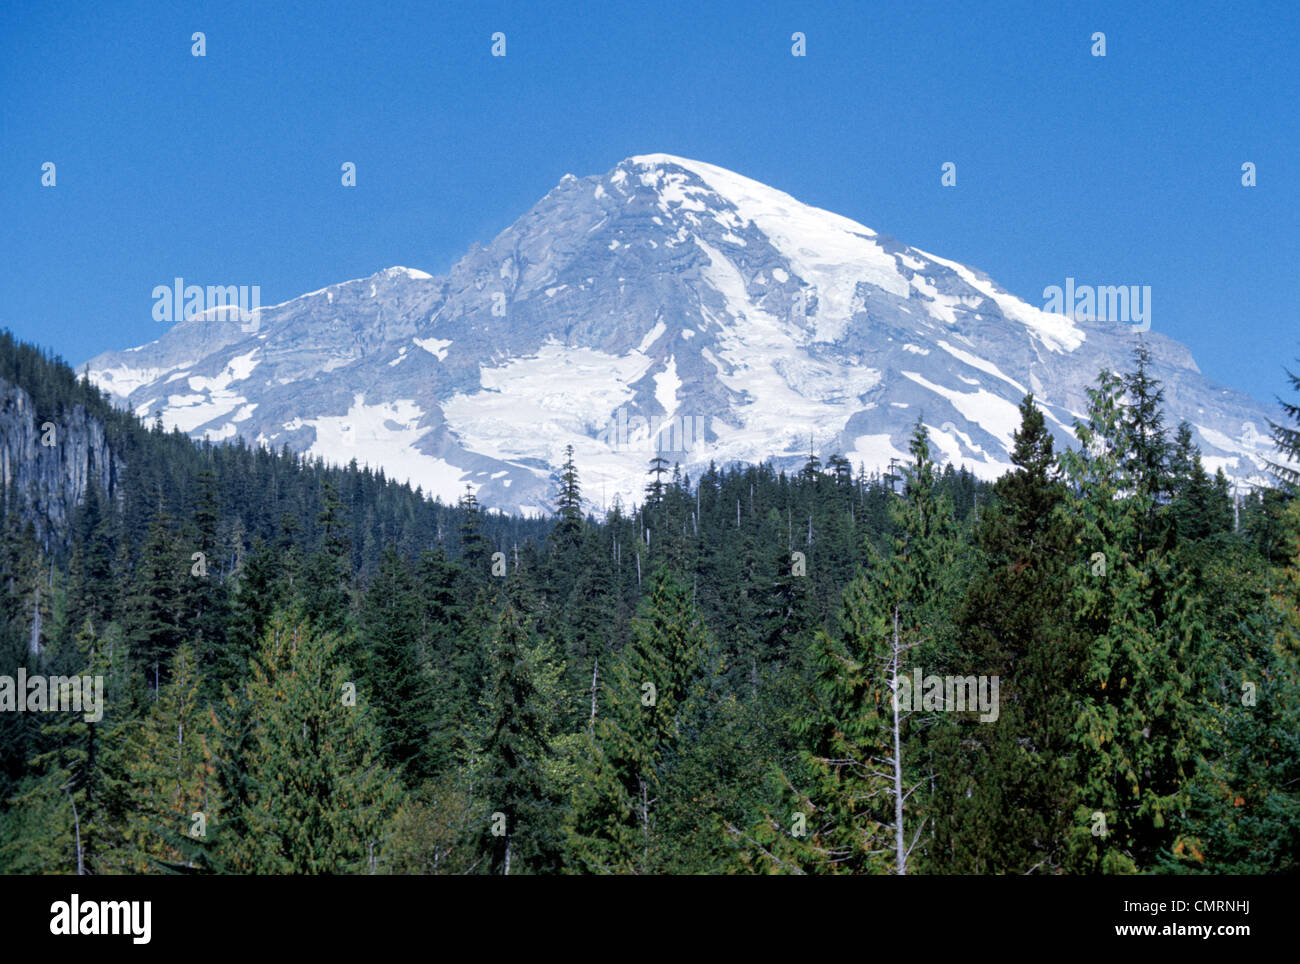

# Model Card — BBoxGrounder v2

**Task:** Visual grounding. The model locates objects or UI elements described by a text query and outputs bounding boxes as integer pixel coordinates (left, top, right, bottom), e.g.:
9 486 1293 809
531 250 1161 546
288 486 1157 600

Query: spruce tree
359 546 437 783
1061 369 1204 872
235 610 399 874
939 395 1084 873
567 566 710 873
119 644 221 872
477 599 560 874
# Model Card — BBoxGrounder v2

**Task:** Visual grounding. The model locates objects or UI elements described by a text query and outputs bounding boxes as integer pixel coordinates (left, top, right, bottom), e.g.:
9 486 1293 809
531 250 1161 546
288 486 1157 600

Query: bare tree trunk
68 790 84 875
640 777 651 866
891 606 907 875
589 658 599 736
29 584 41 656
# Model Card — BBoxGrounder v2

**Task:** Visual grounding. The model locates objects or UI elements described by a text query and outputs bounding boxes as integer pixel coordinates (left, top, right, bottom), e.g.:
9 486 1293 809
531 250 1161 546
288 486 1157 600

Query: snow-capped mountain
86 154 1285 514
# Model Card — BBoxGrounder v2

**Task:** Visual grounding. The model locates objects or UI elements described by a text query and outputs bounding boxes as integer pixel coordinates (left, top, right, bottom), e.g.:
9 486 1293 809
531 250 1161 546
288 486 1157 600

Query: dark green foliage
1 329 1297 876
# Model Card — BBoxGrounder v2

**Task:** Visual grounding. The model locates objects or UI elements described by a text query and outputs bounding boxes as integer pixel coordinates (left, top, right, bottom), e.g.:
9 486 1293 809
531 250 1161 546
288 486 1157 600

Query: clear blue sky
3 0 1297 405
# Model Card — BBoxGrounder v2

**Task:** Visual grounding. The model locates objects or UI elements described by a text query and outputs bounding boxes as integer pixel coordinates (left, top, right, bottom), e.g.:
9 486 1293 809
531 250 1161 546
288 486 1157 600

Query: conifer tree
119 644 221 872
554 444 584 549
567 566 710 873
301 478 352 638
477 599 559 874
234 610 399 874
1268 354 1300 487
2 620 133 874
1061 369 1204 872
939 395 1084 872
746 423 962 874
644 455 670 507
360 546 437 783
123 505 185 695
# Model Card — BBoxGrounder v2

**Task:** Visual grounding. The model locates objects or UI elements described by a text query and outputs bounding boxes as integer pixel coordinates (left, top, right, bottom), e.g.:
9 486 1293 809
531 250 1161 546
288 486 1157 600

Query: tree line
0 334 1297 874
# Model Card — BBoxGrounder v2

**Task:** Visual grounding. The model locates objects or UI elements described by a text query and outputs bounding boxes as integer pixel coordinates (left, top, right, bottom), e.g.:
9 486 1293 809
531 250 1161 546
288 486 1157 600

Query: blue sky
3 0 1297 405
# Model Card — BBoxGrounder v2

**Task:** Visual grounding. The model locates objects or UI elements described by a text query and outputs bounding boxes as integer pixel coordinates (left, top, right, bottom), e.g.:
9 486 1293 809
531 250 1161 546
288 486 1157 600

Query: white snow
414 337 452 361
937 340 1028 396
442 338 656 465
203 423 238 441
636 320 667 354
847 434 913 473
654 356 680 416
687 236 883 464
306 394 467 493
630 154 911 341
89 361 196 399
913 247 1086 353
901 370 1025 451
160 394 247 434
389 266 433 280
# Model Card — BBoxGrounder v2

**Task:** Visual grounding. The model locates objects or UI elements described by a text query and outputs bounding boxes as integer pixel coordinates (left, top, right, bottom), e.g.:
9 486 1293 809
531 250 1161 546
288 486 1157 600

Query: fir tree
1061 369 1205 872
939 395 1084 873
477 600 559 874
359 546 438 783
119 644 221 872
567 566 710 873
235 610 399 874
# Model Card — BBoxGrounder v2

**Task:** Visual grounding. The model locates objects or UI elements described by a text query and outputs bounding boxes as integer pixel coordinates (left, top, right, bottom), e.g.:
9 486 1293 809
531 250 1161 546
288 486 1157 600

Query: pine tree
2 620 133 874
227 537 282 680
234 610 400 874
456 486 491 582
644 455 670 507
1166 506 1300 872
553 444 584 549
1268 355 1300 487
359 546 437 783
64 482 115 640
477 600 559 874
300 478 352 638
939 395 1084 873
567 566 710 873
182 467 230 674
119 644 221 872
1061 369 1204 872
746 422 963 874
123 505 185 695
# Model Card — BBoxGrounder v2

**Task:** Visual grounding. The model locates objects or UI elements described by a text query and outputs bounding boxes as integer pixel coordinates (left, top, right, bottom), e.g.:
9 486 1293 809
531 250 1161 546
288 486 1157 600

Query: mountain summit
87 155 1281 513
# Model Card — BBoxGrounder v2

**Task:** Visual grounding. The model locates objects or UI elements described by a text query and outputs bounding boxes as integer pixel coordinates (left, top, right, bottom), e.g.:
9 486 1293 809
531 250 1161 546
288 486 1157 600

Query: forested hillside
1 331 1297 874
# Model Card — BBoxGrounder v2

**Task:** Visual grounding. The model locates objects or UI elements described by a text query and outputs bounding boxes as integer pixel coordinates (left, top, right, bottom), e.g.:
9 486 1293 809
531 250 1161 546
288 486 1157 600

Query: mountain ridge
86 154 1285 513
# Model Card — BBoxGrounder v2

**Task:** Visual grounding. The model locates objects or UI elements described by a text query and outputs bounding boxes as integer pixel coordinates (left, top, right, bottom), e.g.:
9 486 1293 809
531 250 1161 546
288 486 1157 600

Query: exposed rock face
86 155 1286 515
0 378 121 545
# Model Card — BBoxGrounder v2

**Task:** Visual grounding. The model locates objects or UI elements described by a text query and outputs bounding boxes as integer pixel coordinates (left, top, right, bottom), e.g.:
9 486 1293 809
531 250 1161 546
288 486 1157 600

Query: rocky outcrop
0 378 121 545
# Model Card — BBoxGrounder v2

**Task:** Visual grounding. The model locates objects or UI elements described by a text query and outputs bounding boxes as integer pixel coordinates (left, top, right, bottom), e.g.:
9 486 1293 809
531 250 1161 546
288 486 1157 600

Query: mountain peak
84 157 1285 512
